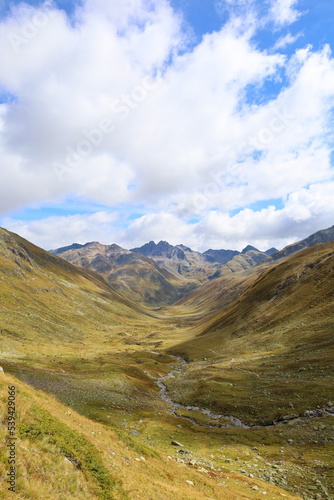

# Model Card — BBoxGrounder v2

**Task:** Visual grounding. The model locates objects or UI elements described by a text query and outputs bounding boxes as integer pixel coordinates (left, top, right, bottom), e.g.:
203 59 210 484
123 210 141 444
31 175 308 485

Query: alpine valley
1 225 334 500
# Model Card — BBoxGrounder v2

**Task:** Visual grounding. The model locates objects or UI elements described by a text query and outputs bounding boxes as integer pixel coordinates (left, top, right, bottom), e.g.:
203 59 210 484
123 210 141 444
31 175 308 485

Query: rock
65 456 82 469
129 430 139 437
185 480 194 486
177 449 191 455
252 485 259 491
171 440 184 447
0 367 4 373
282 414 298 421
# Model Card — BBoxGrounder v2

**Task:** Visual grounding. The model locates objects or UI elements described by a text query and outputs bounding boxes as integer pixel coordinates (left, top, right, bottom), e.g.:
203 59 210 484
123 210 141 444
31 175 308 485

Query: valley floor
1 330 333 500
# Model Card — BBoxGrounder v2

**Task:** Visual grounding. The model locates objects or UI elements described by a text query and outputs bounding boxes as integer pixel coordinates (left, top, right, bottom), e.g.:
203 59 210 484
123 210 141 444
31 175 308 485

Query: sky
0 0 333 252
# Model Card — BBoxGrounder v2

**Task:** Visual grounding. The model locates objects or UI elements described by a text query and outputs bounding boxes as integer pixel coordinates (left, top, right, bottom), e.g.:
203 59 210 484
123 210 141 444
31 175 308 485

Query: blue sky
0 0 334 251
3 0 333 50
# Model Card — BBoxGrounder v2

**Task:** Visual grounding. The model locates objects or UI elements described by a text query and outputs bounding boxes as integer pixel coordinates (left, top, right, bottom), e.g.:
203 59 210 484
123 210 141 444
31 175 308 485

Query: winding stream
155 355 250 429
155 355 334 430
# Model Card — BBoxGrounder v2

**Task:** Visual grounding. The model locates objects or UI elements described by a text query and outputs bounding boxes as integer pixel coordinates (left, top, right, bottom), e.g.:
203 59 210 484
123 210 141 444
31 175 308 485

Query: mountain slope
201 248 239 265
270 224 334 261
51 242 195 306
0 227 161 357
168 242 334 422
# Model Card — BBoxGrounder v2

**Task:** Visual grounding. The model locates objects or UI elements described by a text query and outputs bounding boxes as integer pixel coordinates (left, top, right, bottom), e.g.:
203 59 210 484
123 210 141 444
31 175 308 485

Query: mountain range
50 224 334 308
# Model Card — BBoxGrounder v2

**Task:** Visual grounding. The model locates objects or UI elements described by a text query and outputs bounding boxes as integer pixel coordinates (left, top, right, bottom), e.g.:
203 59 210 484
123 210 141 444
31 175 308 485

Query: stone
171 440 184 447
252 485 259 491
129 430 139 437
185 480 194 486
65 456 82 469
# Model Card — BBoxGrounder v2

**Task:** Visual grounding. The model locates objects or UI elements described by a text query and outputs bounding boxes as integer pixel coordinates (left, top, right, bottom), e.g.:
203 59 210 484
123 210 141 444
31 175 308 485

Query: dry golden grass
0 370 303 499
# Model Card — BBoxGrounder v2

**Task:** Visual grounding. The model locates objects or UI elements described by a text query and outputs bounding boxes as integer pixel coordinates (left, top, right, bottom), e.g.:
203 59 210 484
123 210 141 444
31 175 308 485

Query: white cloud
273 32 302 50
270 0 301 26
3 182 334 252
0 0 333 252
2 212 119 250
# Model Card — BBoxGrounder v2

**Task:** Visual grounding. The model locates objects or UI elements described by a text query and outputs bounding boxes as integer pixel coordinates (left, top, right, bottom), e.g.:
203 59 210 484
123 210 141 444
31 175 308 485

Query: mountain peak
51 243 84 255
131 240 180 258
241 245 259 254
265 247 279 256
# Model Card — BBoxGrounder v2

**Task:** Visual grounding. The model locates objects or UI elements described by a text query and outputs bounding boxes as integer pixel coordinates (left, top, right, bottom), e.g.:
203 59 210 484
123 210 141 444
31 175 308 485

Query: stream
155 355 250 429
155 355 334 430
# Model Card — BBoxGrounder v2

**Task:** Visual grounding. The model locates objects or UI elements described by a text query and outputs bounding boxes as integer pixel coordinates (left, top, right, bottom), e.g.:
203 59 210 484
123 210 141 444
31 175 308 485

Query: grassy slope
164 244 334 498
0 227 163 357
168 243 334 417
2 369 298 500
159 265 264 327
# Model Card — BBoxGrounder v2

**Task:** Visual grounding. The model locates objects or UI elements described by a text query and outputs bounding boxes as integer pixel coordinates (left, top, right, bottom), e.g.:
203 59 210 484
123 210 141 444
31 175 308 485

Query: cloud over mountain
0 0 333 250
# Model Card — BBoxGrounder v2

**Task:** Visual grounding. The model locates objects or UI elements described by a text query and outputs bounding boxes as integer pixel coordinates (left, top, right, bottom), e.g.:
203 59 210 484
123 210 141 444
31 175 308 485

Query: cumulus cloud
270 0 301 26
0 0 333 251
3 181 334 252
2 212 119 250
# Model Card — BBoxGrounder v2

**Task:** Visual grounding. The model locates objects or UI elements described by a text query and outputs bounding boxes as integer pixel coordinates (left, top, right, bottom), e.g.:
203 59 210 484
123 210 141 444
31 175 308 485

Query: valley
1 226 334 499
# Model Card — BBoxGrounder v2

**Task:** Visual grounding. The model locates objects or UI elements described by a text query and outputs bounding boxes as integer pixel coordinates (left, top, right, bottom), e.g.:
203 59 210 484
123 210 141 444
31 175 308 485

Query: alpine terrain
1 225 333 500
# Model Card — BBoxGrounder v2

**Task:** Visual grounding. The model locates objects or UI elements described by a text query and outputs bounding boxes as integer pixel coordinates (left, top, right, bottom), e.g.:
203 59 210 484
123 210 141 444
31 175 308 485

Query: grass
19 405 120 500
1 369 304 500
